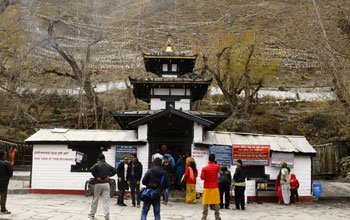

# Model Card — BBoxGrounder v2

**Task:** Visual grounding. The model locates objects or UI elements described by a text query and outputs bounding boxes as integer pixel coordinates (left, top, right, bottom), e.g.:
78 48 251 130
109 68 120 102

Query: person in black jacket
127 153 143 208
117 155 129 206
233 160 247 210
141 158 168 220
0 150 13 215
88 153 117 220
219 162 232 209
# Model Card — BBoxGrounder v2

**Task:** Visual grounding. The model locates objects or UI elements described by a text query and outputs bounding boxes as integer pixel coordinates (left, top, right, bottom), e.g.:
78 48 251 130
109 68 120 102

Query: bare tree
310 0 350 113
42 21 104 129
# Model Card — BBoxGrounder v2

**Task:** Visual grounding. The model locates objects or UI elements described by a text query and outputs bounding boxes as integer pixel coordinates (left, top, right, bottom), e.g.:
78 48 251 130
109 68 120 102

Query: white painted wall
193 123 203 142
137 144 149 188
31 145 93 190
189 147 312 197
171 89 186 96
150 98 166 110
138 124 147 140
153 88 169 95
175 99 190 110
32 144 150 191
243 155 312 196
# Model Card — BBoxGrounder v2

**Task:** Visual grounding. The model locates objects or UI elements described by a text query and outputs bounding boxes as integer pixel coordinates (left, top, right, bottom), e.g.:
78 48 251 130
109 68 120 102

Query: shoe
164 201 168 205
118 203 127 206
137 204 140 208
225 207 230 209
132 204 136 207
241 207 245 210
88 213 95 219
1 210 11 214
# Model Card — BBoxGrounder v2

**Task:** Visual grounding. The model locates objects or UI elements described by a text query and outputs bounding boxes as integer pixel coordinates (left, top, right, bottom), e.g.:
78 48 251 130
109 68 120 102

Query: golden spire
165 34 175 52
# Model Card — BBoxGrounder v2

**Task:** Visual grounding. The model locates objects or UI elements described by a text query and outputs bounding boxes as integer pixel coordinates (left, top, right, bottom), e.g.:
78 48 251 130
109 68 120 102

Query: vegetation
0 0 349 147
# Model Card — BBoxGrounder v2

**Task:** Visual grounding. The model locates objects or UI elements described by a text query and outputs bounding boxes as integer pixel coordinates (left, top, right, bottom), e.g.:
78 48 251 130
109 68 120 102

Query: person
8 146 17 167
163 151 175 169
152 149 163 163
0 150 13 214
184 157 198 204
141 158 169 220
218 162 231 209
200 154 221 220
275 162 291 205
233 160 247 210
290 173 299 203
117 155 129 206
161 156 172 205
88 154 117 220
174 156 185 190
127 153 143 208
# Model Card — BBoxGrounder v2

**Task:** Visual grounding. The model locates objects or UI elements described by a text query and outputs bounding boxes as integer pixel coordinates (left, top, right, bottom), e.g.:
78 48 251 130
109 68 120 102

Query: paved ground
313 180 350 198
0 194 350 220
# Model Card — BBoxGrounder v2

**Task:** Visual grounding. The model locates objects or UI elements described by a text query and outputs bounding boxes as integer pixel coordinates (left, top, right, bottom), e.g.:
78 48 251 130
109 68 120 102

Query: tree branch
46 21 83 78
40 69 77 80
0 0 9 14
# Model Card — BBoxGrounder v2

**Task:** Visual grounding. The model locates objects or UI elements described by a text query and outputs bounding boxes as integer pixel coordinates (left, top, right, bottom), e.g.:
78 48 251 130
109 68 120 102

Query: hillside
13 0 348 86
0 0 350 142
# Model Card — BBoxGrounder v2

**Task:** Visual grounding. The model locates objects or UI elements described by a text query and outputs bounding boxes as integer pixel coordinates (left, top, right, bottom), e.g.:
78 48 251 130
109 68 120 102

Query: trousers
90 183 110 218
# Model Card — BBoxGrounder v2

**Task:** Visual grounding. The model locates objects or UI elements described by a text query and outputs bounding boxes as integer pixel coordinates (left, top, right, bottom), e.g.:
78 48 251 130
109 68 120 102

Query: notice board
232 144 270 166
209 145 232 167
193 146 209 192
115 145 137 167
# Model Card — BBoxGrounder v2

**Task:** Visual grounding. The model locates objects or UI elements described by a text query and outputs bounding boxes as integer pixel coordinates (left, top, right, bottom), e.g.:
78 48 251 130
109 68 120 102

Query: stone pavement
1 194 350 220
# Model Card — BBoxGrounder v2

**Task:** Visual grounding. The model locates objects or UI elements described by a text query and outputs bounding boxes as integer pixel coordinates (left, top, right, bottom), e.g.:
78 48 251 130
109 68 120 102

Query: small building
25 36 316 202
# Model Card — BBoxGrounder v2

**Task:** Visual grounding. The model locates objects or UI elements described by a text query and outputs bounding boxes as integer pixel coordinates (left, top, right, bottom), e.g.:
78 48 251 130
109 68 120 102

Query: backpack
219 171 231 185
140 175 165 202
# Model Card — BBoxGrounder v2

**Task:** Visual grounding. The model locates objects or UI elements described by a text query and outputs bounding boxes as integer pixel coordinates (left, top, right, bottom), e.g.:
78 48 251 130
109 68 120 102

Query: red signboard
232 144 270 166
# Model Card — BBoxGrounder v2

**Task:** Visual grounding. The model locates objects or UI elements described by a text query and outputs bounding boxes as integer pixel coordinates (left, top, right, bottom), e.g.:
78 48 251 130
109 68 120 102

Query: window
245 166 266 179
171 64 177 72
162 64 168 72
69 144 109 172
166 101 175 108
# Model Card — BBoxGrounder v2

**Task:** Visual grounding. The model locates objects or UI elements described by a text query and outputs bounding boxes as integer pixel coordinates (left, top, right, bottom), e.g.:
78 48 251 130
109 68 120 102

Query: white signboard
192 146 209 192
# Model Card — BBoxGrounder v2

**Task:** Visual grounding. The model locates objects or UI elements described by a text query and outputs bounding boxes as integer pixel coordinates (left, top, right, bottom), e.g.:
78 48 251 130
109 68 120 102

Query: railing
0 139 33 166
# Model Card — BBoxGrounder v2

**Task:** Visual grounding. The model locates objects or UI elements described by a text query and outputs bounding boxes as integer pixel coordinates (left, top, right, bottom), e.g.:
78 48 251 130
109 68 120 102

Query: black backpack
219 171 231 185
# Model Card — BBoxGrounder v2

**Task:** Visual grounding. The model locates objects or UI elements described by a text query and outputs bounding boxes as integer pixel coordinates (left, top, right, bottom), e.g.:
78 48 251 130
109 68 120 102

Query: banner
193 146 209 192
232 144 270 166
115 145 137 167
209 145 232 167
270 152 294 168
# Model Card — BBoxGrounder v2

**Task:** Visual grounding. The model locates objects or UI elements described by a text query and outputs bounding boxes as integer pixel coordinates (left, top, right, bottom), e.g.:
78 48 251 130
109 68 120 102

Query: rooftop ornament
165 34 175 52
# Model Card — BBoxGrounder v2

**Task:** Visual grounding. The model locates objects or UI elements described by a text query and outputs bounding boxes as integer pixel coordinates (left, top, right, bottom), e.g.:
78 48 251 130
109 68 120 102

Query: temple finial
165 34 175 52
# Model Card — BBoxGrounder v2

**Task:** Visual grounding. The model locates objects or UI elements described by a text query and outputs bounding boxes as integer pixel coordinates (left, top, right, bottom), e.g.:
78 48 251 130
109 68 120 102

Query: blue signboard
209 145 232 167
115 145 137 167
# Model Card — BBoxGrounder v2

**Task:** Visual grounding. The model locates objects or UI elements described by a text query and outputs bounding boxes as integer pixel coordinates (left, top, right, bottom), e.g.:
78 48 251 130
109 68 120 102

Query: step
12 171 31 181
8 188 30 194
13 165 31 172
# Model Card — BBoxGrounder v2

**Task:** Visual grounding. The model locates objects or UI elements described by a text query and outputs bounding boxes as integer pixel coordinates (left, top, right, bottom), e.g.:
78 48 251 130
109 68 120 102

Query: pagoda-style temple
112 35 229 162
26 36 316 202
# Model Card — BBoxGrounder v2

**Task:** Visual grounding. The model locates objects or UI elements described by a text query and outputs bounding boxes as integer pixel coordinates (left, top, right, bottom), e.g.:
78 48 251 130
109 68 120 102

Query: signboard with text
209 145 232 167
232 144 270 166
115 145 137 167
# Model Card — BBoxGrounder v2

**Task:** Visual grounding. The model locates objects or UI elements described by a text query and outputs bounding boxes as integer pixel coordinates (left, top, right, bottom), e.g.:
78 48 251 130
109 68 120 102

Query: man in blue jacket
88 154 117 220
0 149 13 215
141 158 168 220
